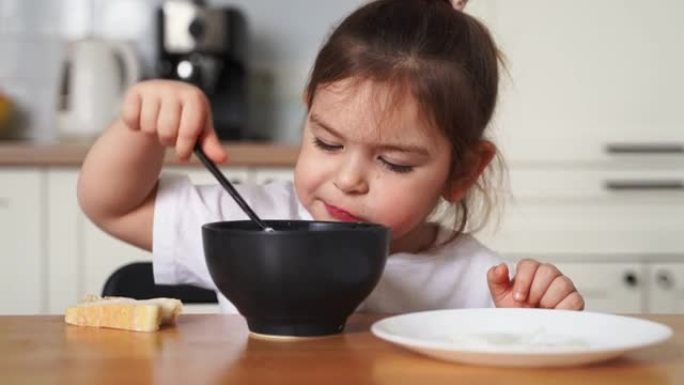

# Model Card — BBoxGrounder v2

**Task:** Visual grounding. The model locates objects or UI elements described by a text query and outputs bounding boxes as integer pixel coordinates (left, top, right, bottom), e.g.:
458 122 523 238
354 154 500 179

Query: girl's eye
379 157 414 174
312 137 342 152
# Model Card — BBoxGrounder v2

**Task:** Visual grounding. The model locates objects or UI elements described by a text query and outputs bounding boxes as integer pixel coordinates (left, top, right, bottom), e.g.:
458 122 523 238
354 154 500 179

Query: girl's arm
77 119 164 251
77 80 226 251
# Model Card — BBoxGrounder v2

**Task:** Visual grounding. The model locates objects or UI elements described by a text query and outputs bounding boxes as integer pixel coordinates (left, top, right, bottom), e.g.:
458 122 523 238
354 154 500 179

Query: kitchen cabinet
547 262 645 313
475 163 684 314
649 263 684 313
474 164 684 314
0 169 44 314
500 258 684 314
46 169 149 314
477 167 684 255
477 0 684 163
45 167 250 314
465 0 684 314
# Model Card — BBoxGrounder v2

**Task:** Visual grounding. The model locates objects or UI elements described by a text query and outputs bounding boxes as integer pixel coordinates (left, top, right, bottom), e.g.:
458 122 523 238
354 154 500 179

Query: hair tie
451 0 468 11
433 0 468 11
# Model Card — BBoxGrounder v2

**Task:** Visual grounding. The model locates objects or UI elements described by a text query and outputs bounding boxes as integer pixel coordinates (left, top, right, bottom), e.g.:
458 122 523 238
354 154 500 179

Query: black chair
102 262 218 304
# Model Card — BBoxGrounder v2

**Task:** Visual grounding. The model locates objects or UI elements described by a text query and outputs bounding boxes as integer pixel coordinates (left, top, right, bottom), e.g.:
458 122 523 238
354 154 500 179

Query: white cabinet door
483 0 684 162
46 169 80 313
0 169 44 314
648 263 684 314
46 169 150 312
552 262 645 314
477 168 684 255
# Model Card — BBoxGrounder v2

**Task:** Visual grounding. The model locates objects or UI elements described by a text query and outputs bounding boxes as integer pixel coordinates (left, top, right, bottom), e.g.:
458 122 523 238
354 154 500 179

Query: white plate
371 308 672 367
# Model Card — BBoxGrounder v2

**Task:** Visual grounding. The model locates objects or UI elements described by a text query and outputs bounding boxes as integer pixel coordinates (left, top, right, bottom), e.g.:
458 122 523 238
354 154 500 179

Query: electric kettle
58 38 141 140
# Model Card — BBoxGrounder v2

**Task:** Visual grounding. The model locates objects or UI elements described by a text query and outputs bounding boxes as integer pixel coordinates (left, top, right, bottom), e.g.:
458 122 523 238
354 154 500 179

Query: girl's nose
334 158 369 194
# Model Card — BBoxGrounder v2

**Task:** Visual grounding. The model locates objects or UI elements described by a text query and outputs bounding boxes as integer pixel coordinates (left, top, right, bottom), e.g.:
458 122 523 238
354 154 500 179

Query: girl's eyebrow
310 113 430 156
310 114 343 138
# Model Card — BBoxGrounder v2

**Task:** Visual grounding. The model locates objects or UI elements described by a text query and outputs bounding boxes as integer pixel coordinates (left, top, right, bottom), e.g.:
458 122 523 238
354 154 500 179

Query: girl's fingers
200 128 228 164
199 107 228 163
157 99 181 146
487 263 511 302
539 275 578 309
527 263 561 306
176 92 209 161
122 90 142 131
139 96 161 135
121 81 217 162
554 291 585 311
512 259 540 303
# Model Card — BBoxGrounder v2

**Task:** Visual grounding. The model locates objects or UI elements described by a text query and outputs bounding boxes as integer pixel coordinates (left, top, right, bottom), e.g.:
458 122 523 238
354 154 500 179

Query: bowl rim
202 219 390 235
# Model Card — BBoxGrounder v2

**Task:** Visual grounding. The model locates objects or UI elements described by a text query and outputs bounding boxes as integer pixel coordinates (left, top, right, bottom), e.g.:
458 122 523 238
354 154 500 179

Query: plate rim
370 308 673 356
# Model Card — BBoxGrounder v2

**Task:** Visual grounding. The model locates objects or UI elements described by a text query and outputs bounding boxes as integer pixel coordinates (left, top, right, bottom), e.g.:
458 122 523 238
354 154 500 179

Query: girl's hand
121 79 227 163
487 259 585 310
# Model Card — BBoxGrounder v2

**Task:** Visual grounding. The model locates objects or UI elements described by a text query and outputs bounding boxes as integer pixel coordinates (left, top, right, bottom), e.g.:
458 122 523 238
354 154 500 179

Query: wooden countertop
1 313 682 385
0 141 300 167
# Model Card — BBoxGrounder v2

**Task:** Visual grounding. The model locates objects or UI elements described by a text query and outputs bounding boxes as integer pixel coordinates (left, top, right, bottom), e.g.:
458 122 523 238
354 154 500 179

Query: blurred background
0 0 364 143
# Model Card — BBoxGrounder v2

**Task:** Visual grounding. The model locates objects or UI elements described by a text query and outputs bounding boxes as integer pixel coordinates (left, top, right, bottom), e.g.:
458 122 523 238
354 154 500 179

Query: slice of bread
65 295 183 332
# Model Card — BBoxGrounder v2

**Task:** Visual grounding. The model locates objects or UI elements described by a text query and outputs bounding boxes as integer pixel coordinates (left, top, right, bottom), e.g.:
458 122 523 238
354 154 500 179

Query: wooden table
1 314 682 385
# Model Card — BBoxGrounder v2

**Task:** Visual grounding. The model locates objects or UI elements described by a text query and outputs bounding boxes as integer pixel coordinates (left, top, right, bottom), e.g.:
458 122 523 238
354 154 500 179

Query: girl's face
294 78 455 253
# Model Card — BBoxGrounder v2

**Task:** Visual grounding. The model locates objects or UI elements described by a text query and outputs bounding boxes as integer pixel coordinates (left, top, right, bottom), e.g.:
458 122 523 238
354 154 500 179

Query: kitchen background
0 0 364 143
1 0 684 316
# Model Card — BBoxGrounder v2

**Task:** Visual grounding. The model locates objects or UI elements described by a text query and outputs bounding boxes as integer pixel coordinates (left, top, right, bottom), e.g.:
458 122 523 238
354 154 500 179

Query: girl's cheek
378 210 418 239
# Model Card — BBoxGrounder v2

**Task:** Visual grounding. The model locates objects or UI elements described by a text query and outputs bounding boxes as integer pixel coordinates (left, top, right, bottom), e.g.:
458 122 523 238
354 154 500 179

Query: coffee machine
157 0 248 140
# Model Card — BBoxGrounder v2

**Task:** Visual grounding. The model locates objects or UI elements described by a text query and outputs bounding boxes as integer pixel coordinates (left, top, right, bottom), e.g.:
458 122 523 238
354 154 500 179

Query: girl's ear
302 89 311 106
442 140 497 202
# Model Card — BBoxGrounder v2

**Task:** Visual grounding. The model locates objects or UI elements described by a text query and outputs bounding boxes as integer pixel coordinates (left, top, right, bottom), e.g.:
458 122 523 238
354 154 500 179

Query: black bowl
201 220 390 337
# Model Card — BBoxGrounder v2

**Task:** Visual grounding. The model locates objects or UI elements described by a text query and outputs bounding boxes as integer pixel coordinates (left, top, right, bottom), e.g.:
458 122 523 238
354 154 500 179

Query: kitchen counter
0 141 300 167
1 313 682 385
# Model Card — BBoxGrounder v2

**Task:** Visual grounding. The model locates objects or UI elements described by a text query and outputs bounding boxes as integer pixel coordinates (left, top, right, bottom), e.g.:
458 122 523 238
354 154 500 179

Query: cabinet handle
605 180 684 191
606 143 684 154
623 271 639 287
656 270 674 290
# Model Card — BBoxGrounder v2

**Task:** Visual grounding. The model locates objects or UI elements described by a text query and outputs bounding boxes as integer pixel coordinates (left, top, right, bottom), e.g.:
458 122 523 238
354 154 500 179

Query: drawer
475 167 684 254
546 262 644 314
505 168 684 201
0 169 44 314
478 199 684 254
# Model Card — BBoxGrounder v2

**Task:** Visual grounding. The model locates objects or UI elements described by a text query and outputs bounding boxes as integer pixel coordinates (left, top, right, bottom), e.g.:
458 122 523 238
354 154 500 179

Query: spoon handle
193 145 271 230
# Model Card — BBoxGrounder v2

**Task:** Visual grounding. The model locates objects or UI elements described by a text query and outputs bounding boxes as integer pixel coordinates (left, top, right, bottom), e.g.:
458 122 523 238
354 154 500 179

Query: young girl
78 0 584 313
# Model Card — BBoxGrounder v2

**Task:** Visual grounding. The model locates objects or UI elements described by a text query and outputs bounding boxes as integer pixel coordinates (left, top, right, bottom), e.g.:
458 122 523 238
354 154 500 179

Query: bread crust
64 296 183 332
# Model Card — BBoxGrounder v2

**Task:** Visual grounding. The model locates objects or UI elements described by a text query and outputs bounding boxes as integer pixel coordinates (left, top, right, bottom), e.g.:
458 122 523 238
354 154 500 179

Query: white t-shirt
153 173 503 313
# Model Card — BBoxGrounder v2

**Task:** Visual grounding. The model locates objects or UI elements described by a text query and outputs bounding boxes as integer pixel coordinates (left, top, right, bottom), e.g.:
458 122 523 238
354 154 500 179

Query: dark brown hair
305 0 504 241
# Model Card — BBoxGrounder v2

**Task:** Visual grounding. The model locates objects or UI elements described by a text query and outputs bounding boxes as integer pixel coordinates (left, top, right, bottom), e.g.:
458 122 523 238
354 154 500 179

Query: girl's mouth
324 203 363 222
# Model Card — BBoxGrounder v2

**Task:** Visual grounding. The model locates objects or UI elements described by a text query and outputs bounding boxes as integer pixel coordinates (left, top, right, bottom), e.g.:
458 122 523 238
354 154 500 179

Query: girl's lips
324 203 362 222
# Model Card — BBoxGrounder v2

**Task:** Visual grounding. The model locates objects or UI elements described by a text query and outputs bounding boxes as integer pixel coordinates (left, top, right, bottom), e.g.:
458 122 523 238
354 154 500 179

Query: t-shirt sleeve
151 173 308 289
152 173 247 289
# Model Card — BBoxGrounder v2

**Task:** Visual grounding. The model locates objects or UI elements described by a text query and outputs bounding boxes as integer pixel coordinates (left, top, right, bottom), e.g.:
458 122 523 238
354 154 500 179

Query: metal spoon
193 144 274 232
